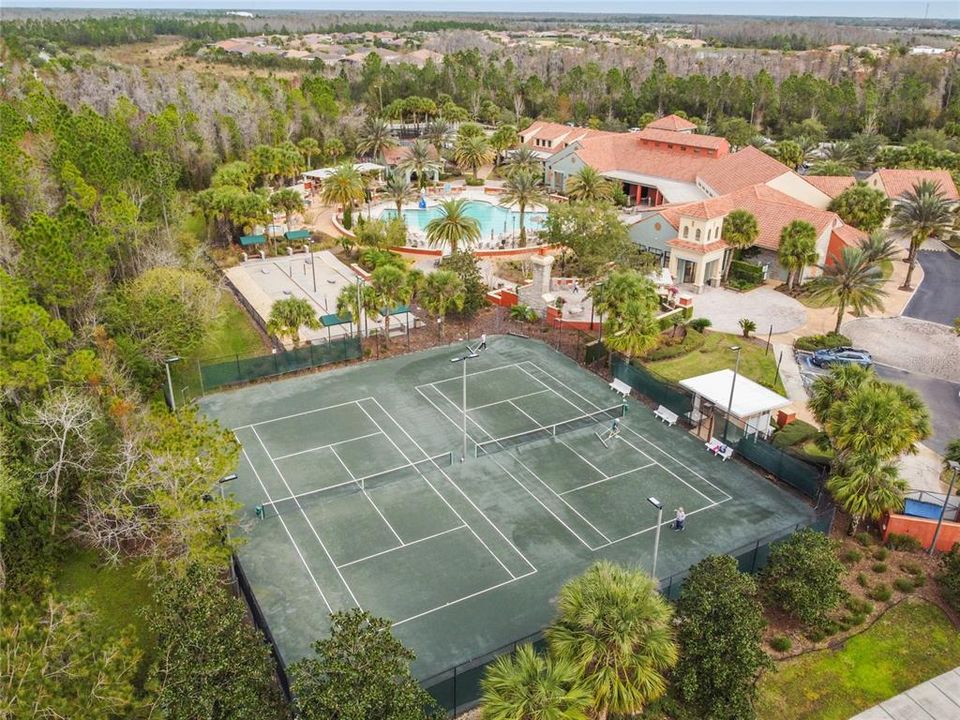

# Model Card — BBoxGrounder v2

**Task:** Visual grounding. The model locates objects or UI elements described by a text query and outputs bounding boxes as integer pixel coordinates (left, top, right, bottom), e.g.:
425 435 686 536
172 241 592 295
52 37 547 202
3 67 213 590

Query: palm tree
481 643 592 720
266 297 320 347
890 180 956 290
547 562 678 720
369 265 411 344
509 303 538 328
721 209 759 282
425 198 481 254
424 119 453 150
357 117 398 163
400 139 441 191
777 220 818 290
604 298 662 360
454 133 493 179
808 364 874 426
320 163 365 216
504 147 541 177
297 137 321 168
270 188 306 228
822 141 855 166
810 247 887 334
501 170 547 247
276 141 304 185
418 270 465 338
490 124 519 167
827 457 906 534
564 167 613 203
382 171 415 216
858 233 900 264
808 160 854 176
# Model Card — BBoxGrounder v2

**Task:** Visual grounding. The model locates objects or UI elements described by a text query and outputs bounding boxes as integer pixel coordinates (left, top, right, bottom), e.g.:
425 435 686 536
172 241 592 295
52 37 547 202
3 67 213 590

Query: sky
7 1 960 20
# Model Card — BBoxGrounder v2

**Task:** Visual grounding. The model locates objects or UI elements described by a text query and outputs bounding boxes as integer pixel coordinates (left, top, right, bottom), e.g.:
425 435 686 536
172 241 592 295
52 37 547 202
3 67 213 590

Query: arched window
695 228 701 241
682 225 689 239
707 228 712 241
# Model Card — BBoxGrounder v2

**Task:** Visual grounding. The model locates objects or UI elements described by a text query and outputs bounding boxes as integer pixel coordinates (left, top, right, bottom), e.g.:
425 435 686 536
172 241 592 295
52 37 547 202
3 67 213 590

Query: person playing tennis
673 507 686 532
596 417 622 447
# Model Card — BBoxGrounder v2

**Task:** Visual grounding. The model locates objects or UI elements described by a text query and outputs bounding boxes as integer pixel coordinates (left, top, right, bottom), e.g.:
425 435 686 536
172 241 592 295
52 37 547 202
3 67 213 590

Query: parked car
811 348 873 368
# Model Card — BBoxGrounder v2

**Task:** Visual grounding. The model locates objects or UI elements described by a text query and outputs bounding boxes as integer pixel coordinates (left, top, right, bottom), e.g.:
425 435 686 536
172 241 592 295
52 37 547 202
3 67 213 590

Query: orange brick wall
882 513 960 553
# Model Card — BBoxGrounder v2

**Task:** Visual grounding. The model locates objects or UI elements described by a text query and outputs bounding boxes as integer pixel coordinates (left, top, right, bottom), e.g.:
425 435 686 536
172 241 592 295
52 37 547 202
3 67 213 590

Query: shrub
645 329 706 360
729 259 764 285
899 560 922 575
806 628 827 643
794 332 852 351
772 419 820 449
762 529 846 627
841 549 863 565
894 578 916 593
854 532 875 547
872 548 889 561
871 562 888 574
727 277 760 292
937 544 960 612
912 574 927 587
739 317 757 338
849 613 867 626
857 572 869 588
688 318 712 332
770 635 792 652
464 177 485 187
869 583 892 602
845 597 874 615
886 533 923 552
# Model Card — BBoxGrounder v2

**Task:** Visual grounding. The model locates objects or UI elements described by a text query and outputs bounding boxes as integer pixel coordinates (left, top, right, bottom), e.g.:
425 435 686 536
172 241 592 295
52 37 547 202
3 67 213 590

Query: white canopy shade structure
302 162 385 181
679 369 790 440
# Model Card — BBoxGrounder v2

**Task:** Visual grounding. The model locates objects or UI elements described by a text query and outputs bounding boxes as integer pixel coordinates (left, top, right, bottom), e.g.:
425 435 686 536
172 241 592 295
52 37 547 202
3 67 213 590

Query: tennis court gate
420 506 835 716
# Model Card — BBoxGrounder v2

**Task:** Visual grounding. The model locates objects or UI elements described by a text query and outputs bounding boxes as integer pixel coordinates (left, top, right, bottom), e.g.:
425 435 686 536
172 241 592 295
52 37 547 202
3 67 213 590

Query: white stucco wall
767 172 833 210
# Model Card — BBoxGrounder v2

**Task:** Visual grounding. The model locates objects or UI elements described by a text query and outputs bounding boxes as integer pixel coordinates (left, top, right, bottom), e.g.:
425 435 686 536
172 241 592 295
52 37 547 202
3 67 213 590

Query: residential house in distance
864 168 960 202
381 143 442 185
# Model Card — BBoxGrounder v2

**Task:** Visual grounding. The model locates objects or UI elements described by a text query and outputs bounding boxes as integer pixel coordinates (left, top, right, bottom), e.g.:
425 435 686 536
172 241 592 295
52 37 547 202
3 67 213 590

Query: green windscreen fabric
612 356 693 417
320 313 353 327
284 229 311 240
736 437 822 499
200 336 361 390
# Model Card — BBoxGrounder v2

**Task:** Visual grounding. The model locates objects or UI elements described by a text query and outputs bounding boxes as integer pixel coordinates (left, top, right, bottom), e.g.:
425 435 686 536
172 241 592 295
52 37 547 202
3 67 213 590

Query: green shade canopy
379 304 410 318
320 313 353 327
239 234 267 246
285 229 311 240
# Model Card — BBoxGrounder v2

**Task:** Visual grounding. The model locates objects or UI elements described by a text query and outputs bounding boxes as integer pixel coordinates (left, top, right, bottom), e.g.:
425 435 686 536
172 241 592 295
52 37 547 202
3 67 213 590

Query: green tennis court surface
199 335 814 681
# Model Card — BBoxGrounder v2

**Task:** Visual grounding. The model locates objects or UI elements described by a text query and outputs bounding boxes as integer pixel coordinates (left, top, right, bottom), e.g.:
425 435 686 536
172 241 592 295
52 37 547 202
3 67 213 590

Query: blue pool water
380 201 547 238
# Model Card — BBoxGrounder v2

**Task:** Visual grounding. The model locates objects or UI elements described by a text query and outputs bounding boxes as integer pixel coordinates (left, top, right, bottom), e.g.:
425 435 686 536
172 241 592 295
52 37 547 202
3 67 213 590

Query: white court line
271 431 382 461
239 442 333 613
518 361 731 503
592 500 728 551
418 387 596 551
370 396 536 574
392 569 537 628
353 400 517 579
232 396 373 431
251 426 362 608
330 445 404 545
421 361 535 388
559 462 658 496
336 524 468 569
471 389 550 411
508 399 545 428
557 437 616 480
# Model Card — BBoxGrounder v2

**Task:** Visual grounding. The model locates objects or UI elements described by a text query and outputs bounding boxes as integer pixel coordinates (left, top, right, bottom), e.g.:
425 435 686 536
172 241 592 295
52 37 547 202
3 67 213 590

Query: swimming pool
380 200 547 238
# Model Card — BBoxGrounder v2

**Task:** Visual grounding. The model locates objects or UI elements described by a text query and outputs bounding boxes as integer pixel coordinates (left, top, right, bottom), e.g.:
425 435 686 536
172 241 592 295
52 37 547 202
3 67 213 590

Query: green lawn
756 600 960 720
646 331 785 393
55 549 156 686
198 290 270 361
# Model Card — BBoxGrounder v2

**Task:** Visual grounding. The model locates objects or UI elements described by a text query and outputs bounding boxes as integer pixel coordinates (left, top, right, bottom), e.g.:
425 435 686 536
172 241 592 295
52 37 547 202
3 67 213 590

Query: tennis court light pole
930 461 960 555
162 356 182 412
451 349 480 462
648 497 663 580
722 346 742 443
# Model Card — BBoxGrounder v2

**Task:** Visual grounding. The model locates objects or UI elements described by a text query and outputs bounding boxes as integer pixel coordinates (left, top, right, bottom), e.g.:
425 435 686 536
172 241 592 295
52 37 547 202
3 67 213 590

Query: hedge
794 332 851 351
729 259 764 284
645 329 706 360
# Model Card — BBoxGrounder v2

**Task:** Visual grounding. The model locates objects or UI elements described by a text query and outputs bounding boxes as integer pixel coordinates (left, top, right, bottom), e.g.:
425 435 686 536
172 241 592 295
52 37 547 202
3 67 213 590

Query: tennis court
200 335 814 686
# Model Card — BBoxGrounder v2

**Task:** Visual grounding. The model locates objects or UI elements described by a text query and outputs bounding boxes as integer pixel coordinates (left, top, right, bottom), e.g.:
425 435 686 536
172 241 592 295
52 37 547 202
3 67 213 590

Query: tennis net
475 404 625 458
257 451 453 519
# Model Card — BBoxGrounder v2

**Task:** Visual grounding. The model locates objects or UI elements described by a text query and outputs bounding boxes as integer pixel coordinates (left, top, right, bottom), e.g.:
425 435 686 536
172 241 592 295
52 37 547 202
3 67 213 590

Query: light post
451 348 480 462
219 473 239 586
162 356 182 412
722 346 742 443
648 496 664 580
930 460 960 555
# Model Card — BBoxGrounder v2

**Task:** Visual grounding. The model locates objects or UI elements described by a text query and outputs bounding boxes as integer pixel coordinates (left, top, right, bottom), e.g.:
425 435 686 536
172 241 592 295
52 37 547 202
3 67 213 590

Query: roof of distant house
645 114 698 132
802 175 857 198
635 127 729 152
696 146 792 195
518 121 618 156
381 143 441 166
869 168 959 201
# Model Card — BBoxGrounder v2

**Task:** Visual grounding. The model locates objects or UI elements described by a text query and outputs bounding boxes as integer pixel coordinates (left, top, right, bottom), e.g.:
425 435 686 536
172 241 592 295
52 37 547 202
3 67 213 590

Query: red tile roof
381 143 440 165
803 175 857 198
870 169 960 201
635 127 729 153
655 184 845 252
518 121 617 155
831 223 867 247
572 134 714 183
667 238 730 254
696 146 791 195
645 114 698 132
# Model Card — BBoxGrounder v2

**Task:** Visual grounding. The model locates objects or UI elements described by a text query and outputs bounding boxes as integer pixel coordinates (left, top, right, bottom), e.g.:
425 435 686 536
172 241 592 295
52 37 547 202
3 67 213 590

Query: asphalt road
874 364 960 457
796 353 959 456
902 250 960 327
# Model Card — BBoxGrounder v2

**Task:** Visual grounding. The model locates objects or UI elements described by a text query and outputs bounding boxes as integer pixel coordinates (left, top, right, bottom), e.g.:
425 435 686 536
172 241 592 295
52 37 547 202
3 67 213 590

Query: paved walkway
903 249 960 327
850 667 960 719
692 285 807 335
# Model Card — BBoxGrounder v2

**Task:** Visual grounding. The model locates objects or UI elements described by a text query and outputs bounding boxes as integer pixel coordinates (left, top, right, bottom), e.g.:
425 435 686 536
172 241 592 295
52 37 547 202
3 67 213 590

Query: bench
609 378 633 398
705 437 735 461
653 405 678 426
